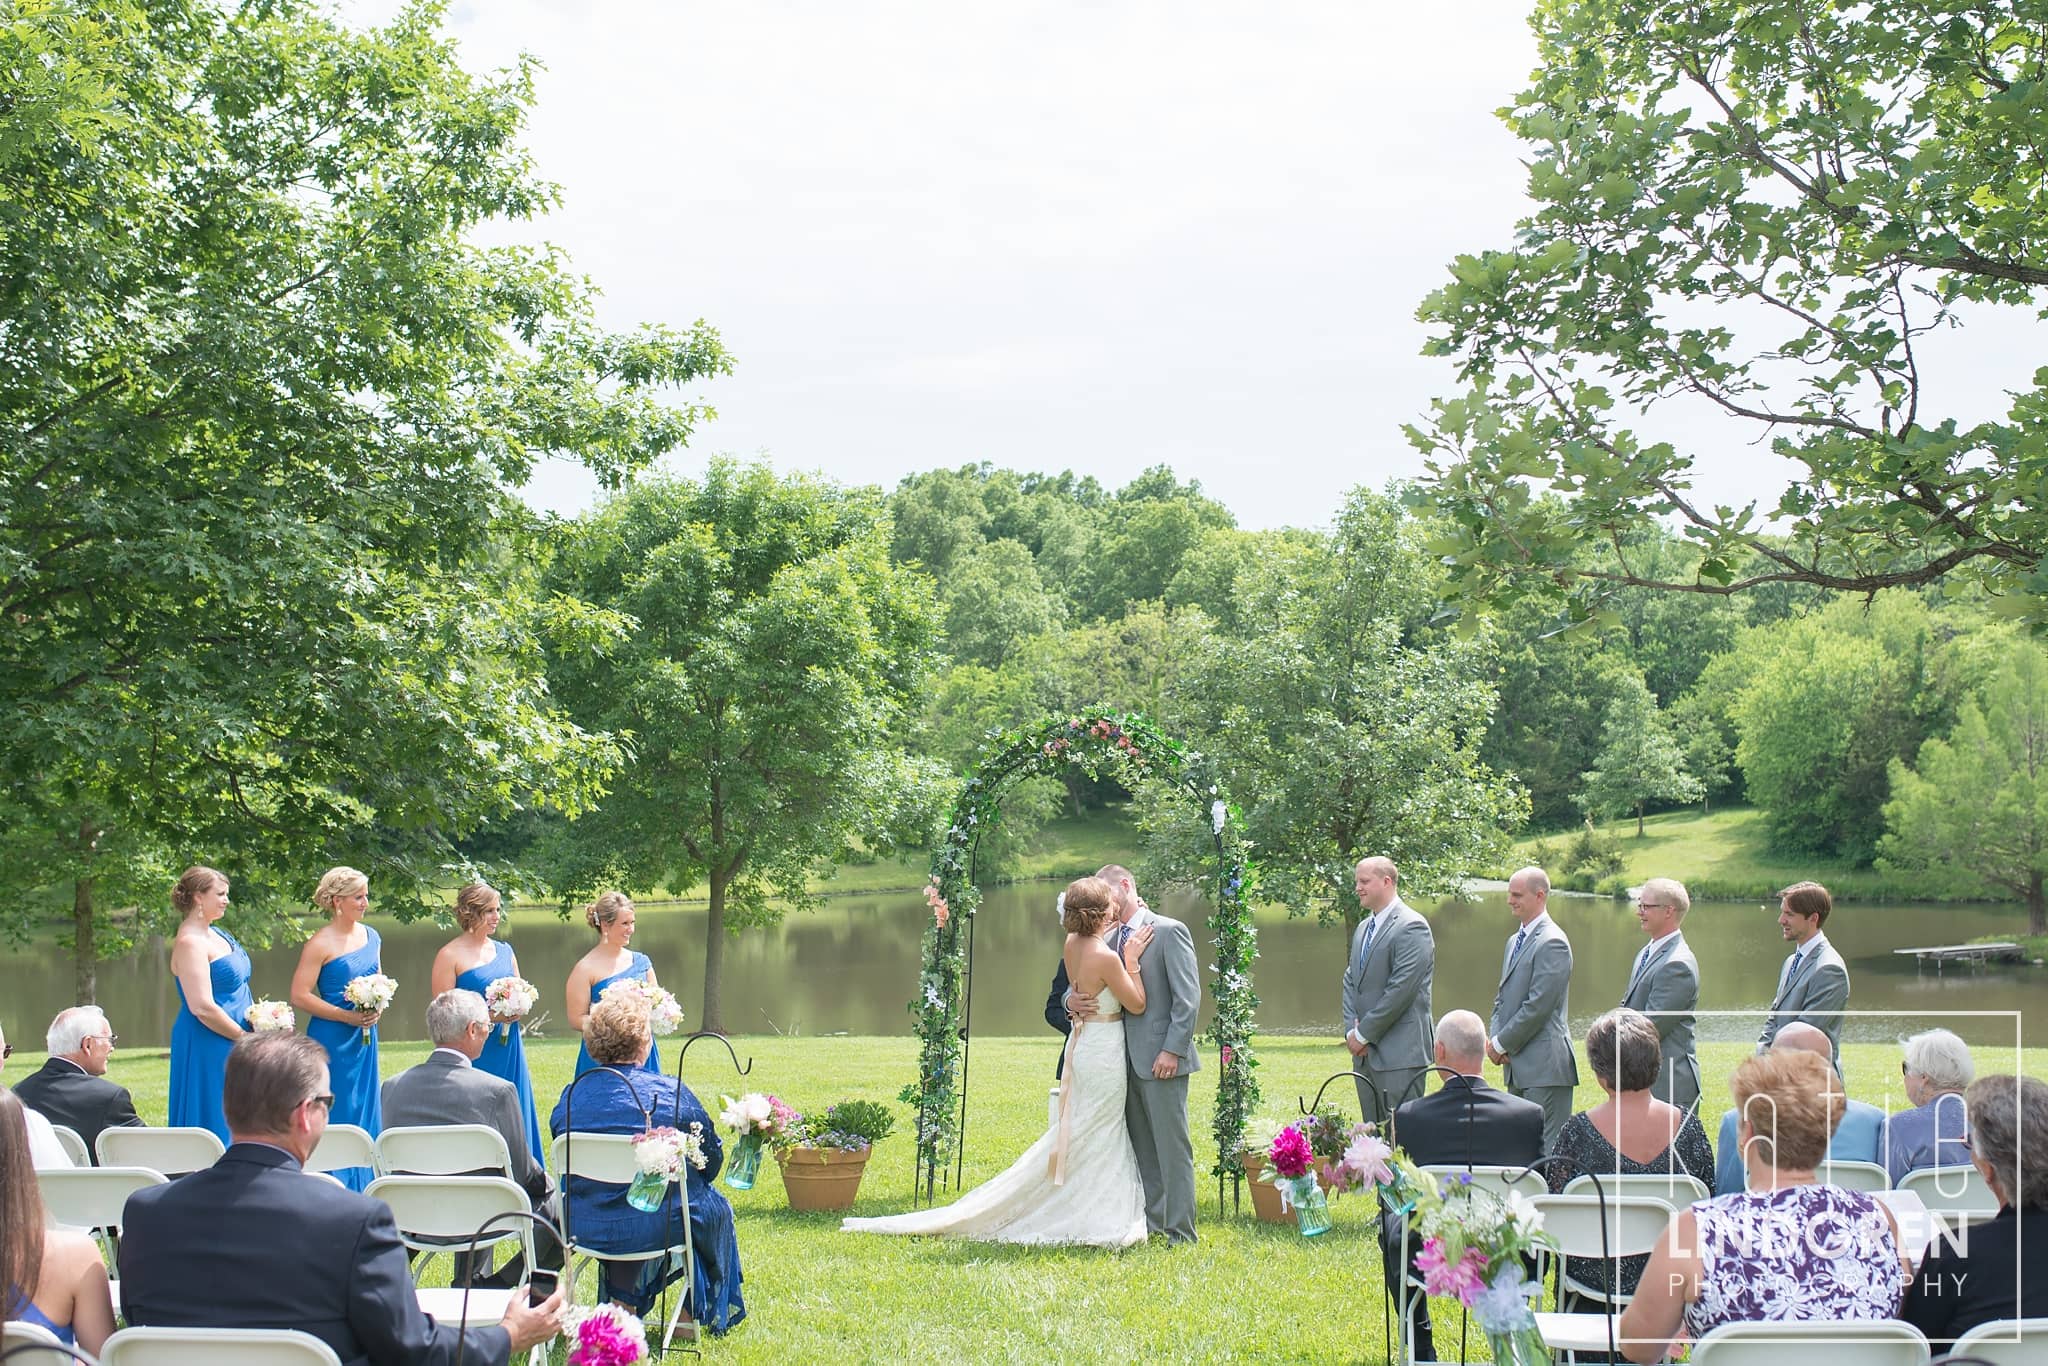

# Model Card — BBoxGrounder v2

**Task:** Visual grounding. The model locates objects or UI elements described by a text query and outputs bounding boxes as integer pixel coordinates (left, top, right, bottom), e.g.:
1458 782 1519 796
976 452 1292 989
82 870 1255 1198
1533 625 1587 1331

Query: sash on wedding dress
1048 1020 1084 1186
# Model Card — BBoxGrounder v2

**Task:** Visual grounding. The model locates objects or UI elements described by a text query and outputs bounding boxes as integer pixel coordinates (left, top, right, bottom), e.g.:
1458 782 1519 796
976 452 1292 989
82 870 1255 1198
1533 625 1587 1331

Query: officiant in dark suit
12 1006 141 1161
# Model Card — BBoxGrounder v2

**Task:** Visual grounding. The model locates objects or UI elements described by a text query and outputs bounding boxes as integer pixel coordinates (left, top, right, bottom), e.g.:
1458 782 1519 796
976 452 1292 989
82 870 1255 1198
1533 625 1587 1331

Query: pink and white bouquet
632 1122 709 1182
1321 1120 1396 1198
484 976 539 1042
600 977 685 1035
246 1000 295 1033
1390 1151 1555 1361
342 972 398 1044
719 1091 797 1141
565 1303 648 1365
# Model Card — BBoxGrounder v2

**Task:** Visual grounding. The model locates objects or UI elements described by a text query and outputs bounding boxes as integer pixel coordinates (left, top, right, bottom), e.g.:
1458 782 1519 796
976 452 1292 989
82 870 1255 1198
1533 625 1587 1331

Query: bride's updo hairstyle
1061 876 1117 936
585 890 633 933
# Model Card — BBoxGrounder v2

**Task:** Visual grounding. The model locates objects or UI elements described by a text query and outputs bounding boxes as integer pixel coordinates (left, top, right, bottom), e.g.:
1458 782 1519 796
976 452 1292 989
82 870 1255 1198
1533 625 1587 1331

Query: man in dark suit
382 989 559 1288
1046 956 1073 1078
1383 1009 1546 1362
119 1031 564 1366
12 1006 141 1161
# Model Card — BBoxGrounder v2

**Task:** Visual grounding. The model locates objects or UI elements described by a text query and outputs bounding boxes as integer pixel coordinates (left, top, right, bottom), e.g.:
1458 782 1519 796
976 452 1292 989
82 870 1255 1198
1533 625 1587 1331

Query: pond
4 884 2042 1051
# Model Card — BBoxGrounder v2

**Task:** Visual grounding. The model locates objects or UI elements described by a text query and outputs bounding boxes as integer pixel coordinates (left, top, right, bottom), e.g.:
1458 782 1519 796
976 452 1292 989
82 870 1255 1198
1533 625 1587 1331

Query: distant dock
1893 942 2025 974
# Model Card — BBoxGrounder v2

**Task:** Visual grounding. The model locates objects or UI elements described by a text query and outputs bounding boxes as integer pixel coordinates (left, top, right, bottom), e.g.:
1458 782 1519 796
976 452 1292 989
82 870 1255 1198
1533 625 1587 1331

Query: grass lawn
1506 806 1944 903
40 1032 2048 1363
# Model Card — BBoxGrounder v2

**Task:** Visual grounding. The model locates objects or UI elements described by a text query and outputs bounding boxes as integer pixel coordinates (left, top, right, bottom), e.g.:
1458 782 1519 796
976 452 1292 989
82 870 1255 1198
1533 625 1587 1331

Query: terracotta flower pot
777 1144 872 1212
1242 1152 1335 1223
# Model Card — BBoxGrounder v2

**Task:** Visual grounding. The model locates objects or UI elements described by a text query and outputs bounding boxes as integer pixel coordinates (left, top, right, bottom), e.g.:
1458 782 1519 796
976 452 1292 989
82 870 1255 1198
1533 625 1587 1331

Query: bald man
1340 857 1435 1130
1486 866 1576 1149
1712 1022 1884 1195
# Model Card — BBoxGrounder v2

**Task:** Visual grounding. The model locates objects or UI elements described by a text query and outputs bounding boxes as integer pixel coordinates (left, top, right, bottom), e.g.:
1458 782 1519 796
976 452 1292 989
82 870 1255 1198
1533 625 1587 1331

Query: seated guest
1 1086 115 1353
382 989 560 1289
1713 1021 1882 1194
1901 1074 2048 1344
1883 1027 1974 1185
12 1006 142 1162
1382 1009 1544 1364
118 1032 564 1365
1618 1051 1909 1364
550 998 746 1338
1546 1009 1713 1308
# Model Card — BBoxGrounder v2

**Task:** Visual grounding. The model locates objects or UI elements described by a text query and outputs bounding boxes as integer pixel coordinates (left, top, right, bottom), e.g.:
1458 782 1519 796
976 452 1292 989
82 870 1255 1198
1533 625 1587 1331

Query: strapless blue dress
456 938 544 1162
306 927 384 1190
573 951 662 1077
167 926 253 1142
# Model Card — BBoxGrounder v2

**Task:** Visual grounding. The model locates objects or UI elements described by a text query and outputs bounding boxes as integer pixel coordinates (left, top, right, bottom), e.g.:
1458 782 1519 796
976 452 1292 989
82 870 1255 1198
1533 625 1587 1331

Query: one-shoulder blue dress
306 926 384 1190
456 938 545 1163
573 950 662 1077
168 926 253 1142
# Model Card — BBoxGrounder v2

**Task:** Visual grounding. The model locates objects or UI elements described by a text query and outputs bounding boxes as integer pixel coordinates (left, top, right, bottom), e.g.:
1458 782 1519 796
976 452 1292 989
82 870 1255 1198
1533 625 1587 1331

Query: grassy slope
54 1032 2048 1364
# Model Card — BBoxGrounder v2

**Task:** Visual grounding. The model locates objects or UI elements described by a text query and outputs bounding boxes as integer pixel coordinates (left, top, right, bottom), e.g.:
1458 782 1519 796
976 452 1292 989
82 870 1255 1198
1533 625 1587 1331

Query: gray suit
1113 909 1200 1244
1488 914 1577 1148
1341 900 1435 1130
1756 932 1850 1060
1621 931 1701 1110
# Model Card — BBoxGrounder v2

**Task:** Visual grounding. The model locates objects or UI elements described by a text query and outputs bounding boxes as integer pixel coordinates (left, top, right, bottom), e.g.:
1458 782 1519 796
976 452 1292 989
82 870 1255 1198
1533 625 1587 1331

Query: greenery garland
902 711 1260 1196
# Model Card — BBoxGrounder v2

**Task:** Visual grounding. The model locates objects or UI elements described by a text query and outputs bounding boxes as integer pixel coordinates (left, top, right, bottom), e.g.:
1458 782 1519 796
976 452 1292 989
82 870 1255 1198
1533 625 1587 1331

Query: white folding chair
304 1169 347 1188
363 1174 532 1289
1818 1159 1892 1192
551 1132 696 1352
36 1165 166 1268
1526 1194 1673 1360
1689 1318 1930 1364
1564 1169 1711 1210
100 1326 343 1364
305 1123 378 1177
47 1125 91 1168
0 1320 88 1362
377 1124 513 1177
1420 1163 1548 1201
1898 1164 2001 1220
1949 1316 2048 1365
94 1127 224 1177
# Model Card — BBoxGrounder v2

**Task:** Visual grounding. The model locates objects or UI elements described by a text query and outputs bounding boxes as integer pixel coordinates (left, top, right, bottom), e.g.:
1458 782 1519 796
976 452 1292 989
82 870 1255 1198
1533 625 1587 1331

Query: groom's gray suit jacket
1113 907 1200 1243
1116 909 1200 1074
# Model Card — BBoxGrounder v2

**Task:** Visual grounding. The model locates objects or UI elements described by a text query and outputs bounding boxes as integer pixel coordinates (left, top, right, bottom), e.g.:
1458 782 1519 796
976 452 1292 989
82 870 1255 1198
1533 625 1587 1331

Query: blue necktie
1625 942 1652 1000
1503 928 1530 979
1782 948 1809 996
1356 915 1378 969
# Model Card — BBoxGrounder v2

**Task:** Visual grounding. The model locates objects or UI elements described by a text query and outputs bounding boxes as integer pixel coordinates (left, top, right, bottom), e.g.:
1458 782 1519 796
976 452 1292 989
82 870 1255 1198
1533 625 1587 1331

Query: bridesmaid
431 882 543 1162
566 892 661 1077
166 866 253 1142
291 866 383 1189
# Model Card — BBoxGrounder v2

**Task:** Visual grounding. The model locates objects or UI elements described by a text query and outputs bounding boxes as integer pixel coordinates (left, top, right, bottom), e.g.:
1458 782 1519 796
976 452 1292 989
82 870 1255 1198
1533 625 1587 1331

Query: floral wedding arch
902 711 1260 1207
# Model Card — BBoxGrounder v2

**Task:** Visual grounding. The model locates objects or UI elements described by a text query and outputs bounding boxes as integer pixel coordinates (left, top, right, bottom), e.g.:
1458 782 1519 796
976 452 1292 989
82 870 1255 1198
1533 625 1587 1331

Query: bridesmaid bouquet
600 978 685 1035
342 972 398 1044
246 1000 295 1033
484 976 539 1042
626 1121 708 1210
565 1303 648 1365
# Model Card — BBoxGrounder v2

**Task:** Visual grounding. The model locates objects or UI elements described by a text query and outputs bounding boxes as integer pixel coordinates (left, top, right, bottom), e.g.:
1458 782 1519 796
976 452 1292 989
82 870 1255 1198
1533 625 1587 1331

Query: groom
1068 864 1201 1244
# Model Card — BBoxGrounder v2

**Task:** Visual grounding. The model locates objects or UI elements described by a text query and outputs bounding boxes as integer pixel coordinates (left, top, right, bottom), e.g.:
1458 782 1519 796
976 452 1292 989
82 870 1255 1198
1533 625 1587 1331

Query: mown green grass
39 1033 2048 1363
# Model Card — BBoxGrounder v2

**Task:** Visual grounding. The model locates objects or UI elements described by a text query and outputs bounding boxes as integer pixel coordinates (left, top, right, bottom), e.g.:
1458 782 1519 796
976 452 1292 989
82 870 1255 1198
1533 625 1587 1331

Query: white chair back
94 1127 224 1176
1564 1170 1711 1210
1818 1159 1892 1192
1949 1316 2048 1365
1533 1193 1674 1309
100 1326 344 1364
36 1166 166 1234
1419 1163 1548 1201
46 1125 91 1168
1690 1318 1930 1364
378 1124 512 1177
305 1123 378 1175
0 1320 78 1360
548 1132 696 1354
549 1132 642 1185
1897 1164 2001 1218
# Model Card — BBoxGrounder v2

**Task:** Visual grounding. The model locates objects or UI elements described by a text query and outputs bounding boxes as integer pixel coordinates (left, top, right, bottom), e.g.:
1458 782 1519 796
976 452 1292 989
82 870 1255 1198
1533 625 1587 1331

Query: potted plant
775 1100 894 1212
1241 1109 1347 1224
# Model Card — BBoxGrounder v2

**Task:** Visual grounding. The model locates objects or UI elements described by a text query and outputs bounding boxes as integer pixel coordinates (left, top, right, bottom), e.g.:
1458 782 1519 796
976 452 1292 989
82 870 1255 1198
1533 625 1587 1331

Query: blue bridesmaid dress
306 926 384 1190
456 938 545 1164
167 927 253 1142
572 951 662 1077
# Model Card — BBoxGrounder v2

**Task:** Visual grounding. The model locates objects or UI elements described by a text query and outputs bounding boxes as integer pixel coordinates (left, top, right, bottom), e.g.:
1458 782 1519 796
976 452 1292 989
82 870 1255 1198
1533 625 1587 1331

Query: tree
1578 675 1704 836
1408 0 2048 624
1669 693 1736 814
1880 647 2048 934
0 0 727 998
540 462 949 1032
937 539 1061 669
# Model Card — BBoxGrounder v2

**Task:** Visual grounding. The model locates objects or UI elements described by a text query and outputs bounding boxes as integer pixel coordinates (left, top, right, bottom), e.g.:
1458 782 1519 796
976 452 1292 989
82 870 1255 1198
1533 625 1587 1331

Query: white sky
340 1 2036 532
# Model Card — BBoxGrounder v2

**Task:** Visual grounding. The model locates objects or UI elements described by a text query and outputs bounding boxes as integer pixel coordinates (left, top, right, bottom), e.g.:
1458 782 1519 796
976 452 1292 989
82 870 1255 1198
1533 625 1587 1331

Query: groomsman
1341 857 1434 1131
1757 880 1850 1062
1620 877 1702 1110
1485 866 1576 1149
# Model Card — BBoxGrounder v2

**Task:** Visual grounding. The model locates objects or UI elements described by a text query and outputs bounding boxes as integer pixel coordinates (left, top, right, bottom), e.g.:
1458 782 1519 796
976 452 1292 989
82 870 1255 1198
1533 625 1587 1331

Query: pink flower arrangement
923 877 950 928
566 1303 648 1365
1417 1238 1491 1306
1268 1123 1313 1180
1326 1124 1395 1192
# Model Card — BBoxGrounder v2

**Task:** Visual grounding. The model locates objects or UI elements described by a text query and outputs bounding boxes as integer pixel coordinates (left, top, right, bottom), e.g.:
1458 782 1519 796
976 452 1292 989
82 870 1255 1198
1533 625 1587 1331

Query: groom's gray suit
1112 908 1200 1244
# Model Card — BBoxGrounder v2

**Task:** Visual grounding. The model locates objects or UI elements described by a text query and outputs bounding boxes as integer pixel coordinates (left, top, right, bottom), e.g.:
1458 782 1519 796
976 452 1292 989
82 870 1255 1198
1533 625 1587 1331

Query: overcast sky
339 2 2032 533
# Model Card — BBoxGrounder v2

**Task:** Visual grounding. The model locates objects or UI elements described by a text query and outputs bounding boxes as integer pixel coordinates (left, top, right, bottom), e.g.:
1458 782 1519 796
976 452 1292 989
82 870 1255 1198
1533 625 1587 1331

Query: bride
843 875 1154 1247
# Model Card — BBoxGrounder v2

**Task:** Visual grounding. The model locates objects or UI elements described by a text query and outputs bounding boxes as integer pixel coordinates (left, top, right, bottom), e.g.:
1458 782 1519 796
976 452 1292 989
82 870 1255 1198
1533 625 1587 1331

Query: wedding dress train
842 1002 1147 1247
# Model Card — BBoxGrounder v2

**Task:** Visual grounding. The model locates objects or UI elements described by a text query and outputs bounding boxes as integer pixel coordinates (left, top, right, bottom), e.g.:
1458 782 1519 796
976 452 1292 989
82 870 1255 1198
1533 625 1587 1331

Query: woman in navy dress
167 865 254 1142
431 882 543 1162
550 997 744 1336
567 892 661 1077
291 866 384 1190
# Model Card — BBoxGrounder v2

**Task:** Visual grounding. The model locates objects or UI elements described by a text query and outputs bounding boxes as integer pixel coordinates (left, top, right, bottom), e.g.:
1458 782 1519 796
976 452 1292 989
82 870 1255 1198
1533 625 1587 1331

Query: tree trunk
2029 873 2045 938
73 868 97 1005
701 868 728 1035
1636 805 1646 838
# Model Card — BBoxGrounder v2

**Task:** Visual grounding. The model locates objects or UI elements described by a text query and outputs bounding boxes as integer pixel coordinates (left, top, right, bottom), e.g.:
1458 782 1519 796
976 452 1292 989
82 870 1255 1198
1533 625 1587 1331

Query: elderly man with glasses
12 1005 141 1162
1619 878 1702 1110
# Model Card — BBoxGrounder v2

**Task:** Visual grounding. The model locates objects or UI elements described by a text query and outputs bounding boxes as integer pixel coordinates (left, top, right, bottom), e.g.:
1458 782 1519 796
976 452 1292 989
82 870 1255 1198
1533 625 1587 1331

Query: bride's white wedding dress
842 998 1147 1247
